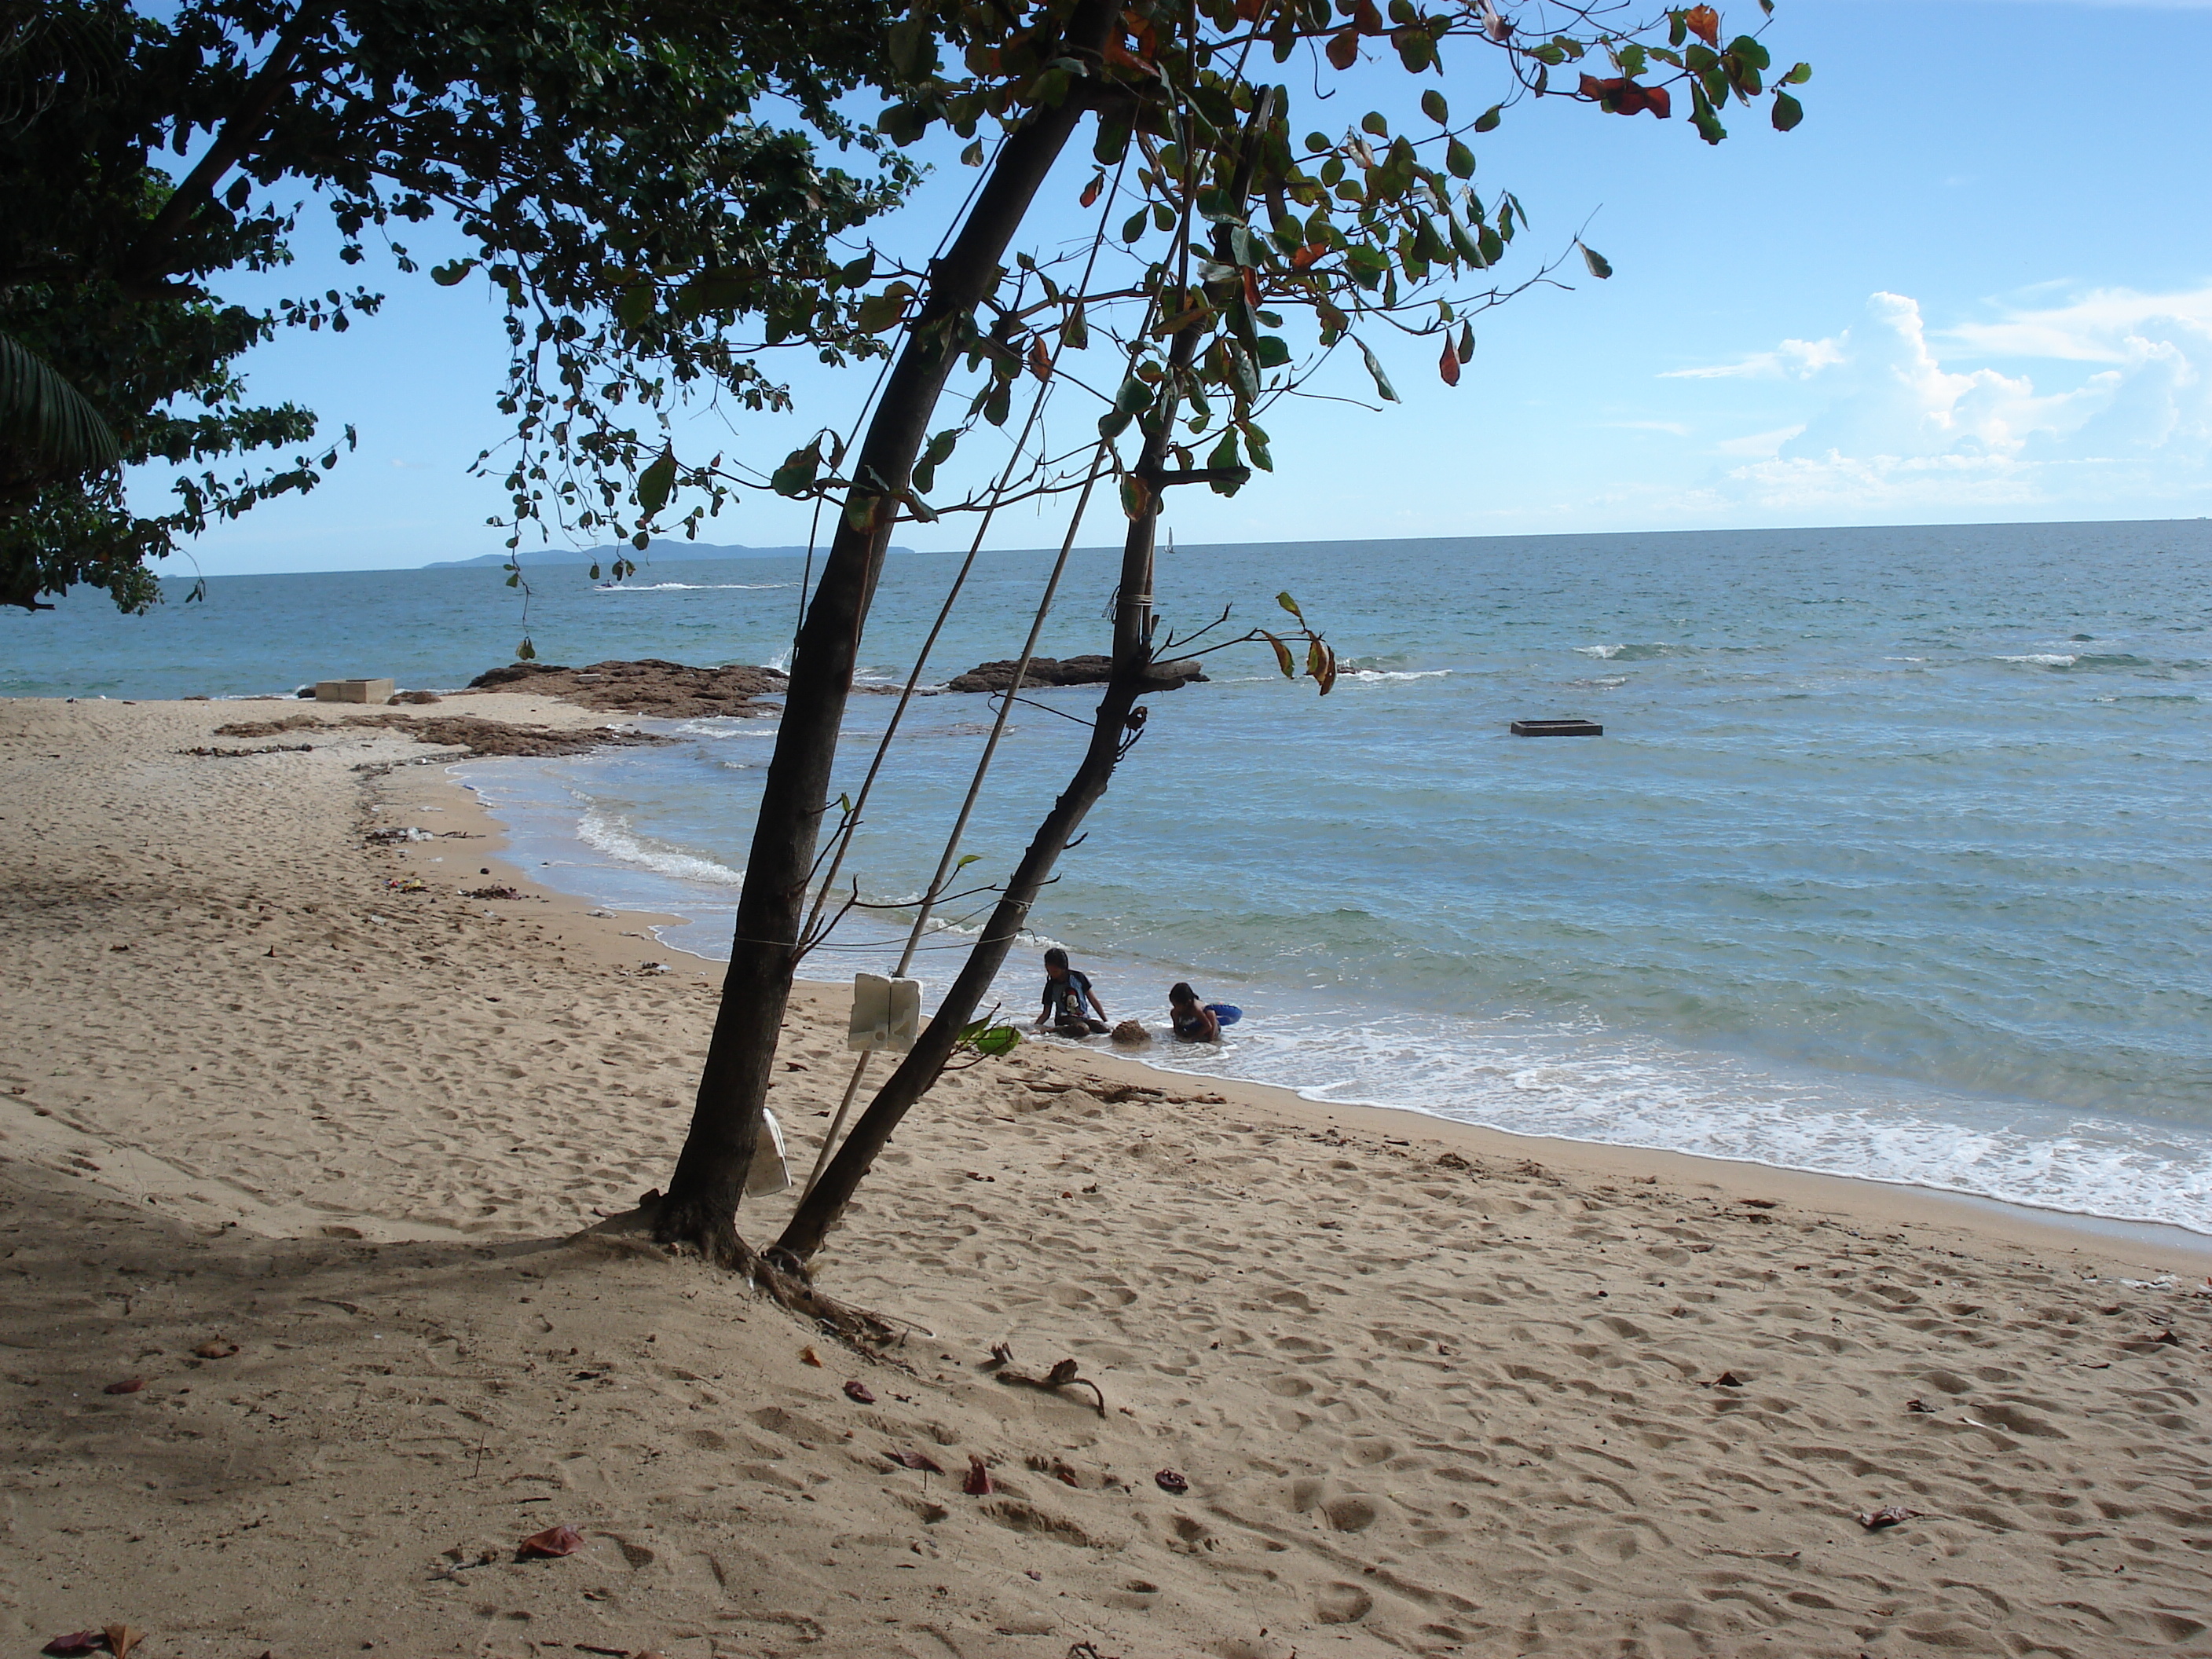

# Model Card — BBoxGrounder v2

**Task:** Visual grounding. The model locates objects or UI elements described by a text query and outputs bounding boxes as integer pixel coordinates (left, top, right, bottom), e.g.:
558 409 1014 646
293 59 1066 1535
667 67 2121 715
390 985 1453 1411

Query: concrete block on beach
314 677 395 703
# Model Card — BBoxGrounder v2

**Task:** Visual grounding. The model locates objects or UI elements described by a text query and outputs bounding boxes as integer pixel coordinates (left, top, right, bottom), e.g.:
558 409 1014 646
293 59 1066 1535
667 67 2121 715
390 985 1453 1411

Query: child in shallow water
1035 947 1110 1036
1167 981 1221 1043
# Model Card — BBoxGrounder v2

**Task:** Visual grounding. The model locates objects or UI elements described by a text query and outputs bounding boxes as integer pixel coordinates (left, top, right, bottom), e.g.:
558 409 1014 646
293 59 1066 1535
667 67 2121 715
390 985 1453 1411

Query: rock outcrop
945 655 1204 694
461 658 786 719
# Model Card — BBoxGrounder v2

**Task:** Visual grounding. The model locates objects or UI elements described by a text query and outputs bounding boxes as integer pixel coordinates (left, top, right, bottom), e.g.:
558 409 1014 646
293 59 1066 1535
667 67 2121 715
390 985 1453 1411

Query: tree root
994 1355 1107 1417
578 1192 899 1349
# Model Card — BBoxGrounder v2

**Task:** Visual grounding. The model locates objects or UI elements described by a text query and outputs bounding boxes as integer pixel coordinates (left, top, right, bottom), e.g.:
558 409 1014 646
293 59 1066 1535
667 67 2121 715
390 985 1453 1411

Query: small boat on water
1511 718 1603 738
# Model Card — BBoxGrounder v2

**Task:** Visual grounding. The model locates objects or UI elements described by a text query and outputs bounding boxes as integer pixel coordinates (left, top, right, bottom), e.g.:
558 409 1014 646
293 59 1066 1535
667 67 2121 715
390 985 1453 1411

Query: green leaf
1771 90 1804 132
1361 111 1389 137
1579 243 1613 280
430 258 477 287
1473 104 1501 134
1094 118 1133 165
1353 337 1398 403
1276 590 1304 622
516 637 537 661
770 443 822 497
1098 408 1133 439
1421 90 1448 125
1260 629 1296 678
957 1020 1022 1058
1121 208 1148 244
636 449 677 515
1254 335 1291 368
1445 137 1475 179
855 282 914 333
1785 61 1813 85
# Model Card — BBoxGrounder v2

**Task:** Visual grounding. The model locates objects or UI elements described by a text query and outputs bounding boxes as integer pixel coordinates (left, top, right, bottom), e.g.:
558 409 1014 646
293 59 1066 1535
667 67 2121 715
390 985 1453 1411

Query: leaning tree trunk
773 94 1279 1262
654 0 1126 1262
775 303 1210 1263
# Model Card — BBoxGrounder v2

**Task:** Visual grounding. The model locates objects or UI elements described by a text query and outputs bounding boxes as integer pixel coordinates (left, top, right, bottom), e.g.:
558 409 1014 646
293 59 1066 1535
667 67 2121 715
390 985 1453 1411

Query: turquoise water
10 519 2210 1228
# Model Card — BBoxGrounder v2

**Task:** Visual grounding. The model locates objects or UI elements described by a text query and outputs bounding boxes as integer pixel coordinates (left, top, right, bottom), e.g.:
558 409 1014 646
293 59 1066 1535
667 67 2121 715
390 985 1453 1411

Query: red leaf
963 1456 994 1496
887 1448 947 1474
42 1635 104 1657
1241 267 1262 312
1234 0 1265 17
1580 75 1672 119
1079 174 1103 209
1155 1468 1189 1494
1290 243 1328 271
1027 336 1053 383
1685 4 1720 46
1325 27 1359 69
102 1378 145 1395
518 1524 584 1558
1438 340 1460 386
844 1379 877 1404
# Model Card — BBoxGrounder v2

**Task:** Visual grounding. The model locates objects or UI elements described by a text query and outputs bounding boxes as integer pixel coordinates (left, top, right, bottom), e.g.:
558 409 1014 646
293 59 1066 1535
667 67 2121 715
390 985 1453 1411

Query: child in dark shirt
1035 947 1109 1036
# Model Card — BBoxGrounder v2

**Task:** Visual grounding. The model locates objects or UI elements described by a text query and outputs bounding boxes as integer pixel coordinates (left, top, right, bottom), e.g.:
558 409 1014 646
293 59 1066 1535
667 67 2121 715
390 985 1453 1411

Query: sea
9 518 2210 1235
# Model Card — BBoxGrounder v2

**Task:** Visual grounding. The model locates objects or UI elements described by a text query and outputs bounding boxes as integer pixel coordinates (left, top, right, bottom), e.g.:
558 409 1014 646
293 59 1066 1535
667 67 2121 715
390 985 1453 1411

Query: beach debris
887 1448 947 1478
963 1456 994 1496
42 1628 139 1657
1738 1198 1778 1209
462 884 524 900
1905 1397 1936 1413
192 1339 239 1359
367 826 433 844
2149 1328 2183 1346
1703 1371 1745 1389
1434 1151 1473 1170
994 1356 1108 1416
385 876 428 892
181 742 315 757
844 1379 877 1404
986 1341 1016 1370
1855 1506 1925 1531
1154 1468 1190 1495
517 1524 585 1558
800 1345 824 1367
1110 1020 1151 1046
102 1377 145 1395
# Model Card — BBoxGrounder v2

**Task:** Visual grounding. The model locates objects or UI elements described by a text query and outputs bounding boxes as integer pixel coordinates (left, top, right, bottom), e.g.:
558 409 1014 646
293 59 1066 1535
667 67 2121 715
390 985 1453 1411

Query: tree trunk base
580 1195 898 1346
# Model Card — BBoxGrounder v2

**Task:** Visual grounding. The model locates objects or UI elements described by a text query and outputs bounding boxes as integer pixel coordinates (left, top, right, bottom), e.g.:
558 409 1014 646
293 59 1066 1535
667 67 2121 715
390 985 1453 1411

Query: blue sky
150 0 2212 574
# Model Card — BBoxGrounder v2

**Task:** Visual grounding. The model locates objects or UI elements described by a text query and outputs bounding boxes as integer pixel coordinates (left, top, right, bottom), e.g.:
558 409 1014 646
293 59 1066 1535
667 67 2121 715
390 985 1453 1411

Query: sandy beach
3 692 2209 1659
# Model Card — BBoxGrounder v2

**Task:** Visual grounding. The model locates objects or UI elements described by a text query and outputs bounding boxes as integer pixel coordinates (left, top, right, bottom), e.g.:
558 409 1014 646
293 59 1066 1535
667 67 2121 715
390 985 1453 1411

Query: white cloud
1686 287 2212 515
1662 336 1843 380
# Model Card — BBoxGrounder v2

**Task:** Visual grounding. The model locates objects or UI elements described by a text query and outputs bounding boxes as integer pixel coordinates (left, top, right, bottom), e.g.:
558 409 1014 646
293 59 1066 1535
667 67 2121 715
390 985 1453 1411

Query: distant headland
423 538 917 569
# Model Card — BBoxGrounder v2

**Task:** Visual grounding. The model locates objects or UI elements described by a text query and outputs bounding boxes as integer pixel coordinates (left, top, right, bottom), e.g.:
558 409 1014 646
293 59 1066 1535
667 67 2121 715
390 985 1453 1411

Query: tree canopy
0 0 916 611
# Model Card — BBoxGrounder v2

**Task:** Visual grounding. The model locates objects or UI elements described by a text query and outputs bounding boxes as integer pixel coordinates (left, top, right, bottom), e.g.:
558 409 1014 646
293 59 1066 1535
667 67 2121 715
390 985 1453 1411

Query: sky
139 0 2212 575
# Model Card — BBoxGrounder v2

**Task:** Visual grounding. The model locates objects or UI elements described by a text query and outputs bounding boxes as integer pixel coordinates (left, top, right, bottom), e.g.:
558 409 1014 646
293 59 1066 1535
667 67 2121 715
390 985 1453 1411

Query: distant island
424 538 916 569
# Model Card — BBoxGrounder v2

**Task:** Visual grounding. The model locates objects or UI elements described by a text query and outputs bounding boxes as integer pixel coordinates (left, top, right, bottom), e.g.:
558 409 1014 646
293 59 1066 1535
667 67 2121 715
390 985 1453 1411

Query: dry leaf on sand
1856 1506 1925 1530
886 1448 946 1474
963 1456 994 1496
518 1524 585 1558
844 1379 877 1404
1704 1371 1745 1388
1154 1468 1190 1495
102 1378 145 1395
105 1630 141 1659
192 1340 240 1359
42 1635 104 1657
799 1345 823 1367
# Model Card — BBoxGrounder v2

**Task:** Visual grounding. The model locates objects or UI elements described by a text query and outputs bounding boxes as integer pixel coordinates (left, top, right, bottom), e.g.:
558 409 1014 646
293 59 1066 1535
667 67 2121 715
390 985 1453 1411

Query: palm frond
1 331 123 474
